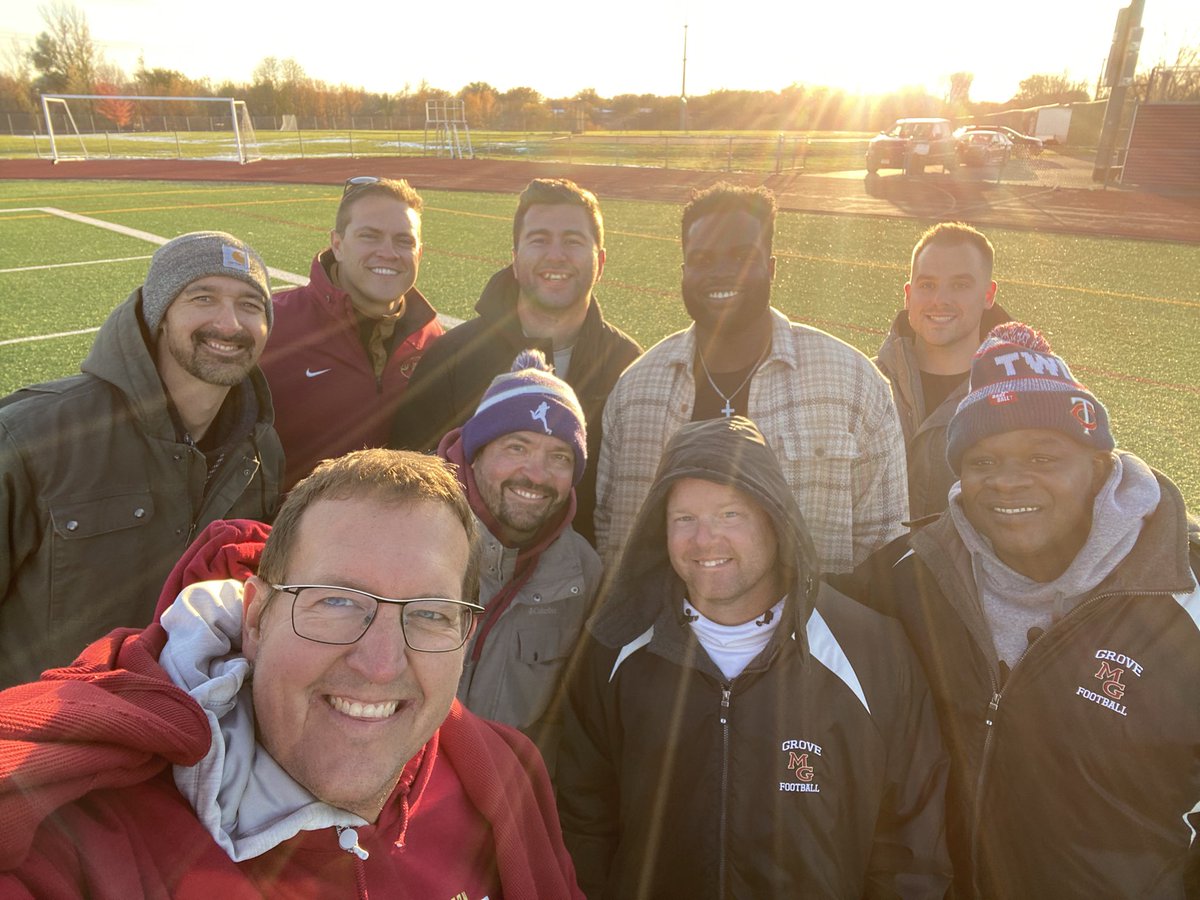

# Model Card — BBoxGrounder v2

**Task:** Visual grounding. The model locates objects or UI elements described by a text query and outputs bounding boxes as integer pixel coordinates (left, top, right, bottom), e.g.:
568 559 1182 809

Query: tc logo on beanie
945 322 1114 474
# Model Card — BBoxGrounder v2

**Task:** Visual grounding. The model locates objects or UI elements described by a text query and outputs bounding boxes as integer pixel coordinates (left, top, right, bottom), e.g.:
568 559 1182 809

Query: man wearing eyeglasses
438 350 602 775
260 176 445 490
0 450 584 897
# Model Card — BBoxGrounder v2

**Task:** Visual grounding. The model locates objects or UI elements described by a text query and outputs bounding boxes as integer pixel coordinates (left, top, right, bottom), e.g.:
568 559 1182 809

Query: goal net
40 94 260 163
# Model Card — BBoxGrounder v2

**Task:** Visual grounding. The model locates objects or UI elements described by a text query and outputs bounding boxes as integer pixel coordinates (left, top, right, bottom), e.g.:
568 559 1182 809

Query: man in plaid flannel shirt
595 184 908 574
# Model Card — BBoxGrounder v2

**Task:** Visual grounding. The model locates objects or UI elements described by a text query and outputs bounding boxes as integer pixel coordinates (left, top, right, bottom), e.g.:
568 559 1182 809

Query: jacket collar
474 265 607 357
661 307 801 374
311 249 439 332
912 458 1198 656
80 289 276 440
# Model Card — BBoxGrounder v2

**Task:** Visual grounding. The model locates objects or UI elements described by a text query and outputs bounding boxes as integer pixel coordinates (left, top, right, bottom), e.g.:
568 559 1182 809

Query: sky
4 0 1197 103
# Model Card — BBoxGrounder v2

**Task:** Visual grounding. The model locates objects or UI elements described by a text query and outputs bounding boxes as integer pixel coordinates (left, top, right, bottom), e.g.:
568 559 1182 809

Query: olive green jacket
0 289 283 687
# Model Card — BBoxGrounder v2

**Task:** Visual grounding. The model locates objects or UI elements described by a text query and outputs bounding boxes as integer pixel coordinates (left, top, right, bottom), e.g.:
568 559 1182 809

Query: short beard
165 327 256 387
492 478 567 544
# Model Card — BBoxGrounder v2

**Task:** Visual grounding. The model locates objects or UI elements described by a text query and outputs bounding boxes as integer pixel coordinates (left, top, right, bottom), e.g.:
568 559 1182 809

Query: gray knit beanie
141 231 272 333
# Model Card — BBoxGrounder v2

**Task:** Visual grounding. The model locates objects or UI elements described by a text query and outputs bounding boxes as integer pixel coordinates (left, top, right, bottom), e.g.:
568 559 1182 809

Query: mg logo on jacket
789 753 815 781
779 739 821 793
1094 661 1126 700
1074 649 1144 718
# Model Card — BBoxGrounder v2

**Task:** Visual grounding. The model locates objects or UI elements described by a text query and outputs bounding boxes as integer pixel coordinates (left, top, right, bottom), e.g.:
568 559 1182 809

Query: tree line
4 3 1197 133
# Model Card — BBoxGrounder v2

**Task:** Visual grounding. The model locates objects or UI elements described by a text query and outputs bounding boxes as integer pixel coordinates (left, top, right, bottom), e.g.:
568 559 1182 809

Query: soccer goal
39 94 259 164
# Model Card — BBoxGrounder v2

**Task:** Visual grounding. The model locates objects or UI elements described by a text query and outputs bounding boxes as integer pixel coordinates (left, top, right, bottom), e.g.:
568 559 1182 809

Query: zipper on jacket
337 826 371 899
188 449 262 546
967 587 1160 894
718 683 732 900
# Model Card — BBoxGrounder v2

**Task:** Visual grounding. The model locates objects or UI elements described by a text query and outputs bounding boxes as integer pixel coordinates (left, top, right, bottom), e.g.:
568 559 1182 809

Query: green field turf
0 129 867 173
2 178 1198 509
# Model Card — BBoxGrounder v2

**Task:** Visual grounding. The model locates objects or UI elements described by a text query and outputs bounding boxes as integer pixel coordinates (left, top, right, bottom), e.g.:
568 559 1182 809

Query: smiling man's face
155 275 269 388
665 477 781 625
904 240 997 368
471 430 574 547
330 194 422 319
242 495 469 821
681 209 775 335
512 203 604 316
959 428 1110 582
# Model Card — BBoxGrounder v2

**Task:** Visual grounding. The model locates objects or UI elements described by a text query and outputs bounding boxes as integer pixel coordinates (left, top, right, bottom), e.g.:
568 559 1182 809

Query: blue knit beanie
461 350 588 485
946 322 1113 474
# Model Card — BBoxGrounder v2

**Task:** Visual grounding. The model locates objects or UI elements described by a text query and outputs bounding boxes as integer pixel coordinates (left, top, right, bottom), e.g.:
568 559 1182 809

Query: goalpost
39 94 259 163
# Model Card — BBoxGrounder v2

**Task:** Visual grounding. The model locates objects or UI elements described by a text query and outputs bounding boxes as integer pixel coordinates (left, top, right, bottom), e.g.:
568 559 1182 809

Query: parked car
955 124 1044 157
866 118 956 175
957 130 1013 167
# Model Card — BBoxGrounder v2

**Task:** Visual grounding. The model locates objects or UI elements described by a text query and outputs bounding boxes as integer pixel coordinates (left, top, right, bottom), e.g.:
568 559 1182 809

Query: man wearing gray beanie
845 321 1200 898
0 230 284 688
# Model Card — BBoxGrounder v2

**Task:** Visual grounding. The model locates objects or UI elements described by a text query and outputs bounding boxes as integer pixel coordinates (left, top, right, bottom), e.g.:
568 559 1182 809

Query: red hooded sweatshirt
0 519 582 899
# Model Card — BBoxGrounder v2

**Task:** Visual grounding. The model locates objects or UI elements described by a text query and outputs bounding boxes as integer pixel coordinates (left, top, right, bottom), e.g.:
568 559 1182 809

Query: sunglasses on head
342 175 381 195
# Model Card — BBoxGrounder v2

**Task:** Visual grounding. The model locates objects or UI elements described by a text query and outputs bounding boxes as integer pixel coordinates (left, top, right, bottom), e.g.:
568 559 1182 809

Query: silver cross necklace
696 344 769 418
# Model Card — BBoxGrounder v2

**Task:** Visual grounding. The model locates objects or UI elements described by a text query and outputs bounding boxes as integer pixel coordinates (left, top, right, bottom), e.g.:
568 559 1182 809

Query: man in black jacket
392 178 641 544
851 321 1200 898
557 416 950 899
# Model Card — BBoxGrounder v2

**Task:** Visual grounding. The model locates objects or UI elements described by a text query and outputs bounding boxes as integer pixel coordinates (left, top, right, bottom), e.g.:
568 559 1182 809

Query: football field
2 177 1198 508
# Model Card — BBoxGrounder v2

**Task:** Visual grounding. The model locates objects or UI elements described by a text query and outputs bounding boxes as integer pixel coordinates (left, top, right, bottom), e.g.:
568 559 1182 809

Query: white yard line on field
0 327 101 346
0 255 153 274
1 207 462 345
2 206 309 287
1 207 308 345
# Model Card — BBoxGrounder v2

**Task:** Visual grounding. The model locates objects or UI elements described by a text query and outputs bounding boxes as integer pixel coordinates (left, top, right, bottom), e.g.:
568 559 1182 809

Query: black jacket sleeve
555 635 622 899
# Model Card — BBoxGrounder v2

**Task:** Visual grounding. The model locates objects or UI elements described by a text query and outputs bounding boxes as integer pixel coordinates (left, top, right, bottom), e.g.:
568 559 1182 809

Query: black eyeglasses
271 584 484 653
343 175 381 196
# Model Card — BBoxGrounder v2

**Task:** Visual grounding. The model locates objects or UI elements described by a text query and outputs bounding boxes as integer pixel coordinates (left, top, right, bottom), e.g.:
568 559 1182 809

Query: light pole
1093 0 1145 184
680 23 688 132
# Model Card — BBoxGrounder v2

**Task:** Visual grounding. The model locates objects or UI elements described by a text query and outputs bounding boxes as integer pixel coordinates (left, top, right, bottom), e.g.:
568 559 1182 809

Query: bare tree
252 57 280 88
1141 44 1200 101
1 37 37 113
28 2 98 94
946 71 973 120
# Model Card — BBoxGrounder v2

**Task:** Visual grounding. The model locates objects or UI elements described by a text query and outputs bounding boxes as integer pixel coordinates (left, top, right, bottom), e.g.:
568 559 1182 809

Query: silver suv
866 118 956 175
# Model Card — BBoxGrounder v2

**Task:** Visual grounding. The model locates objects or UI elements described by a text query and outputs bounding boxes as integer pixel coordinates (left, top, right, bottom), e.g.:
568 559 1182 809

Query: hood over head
592 416 819 646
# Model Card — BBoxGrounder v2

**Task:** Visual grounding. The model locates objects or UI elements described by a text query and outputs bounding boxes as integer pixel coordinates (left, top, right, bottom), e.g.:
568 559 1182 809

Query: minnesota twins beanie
462 350 588 485
946 321 1113 474
141 231 272 333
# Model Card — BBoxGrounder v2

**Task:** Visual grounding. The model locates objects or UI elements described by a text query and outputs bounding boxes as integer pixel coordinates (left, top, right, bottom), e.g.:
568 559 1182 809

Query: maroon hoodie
260 253 445 490
0 519 582 899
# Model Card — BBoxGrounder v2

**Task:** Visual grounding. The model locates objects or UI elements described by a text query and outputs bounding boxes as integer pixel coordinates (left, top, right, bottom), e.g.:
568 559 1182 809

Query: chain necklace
696 344 769 418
